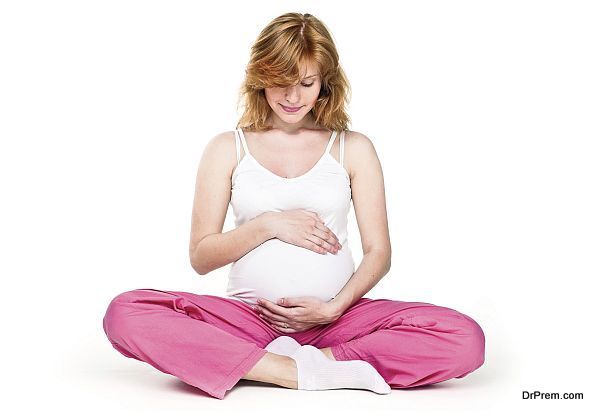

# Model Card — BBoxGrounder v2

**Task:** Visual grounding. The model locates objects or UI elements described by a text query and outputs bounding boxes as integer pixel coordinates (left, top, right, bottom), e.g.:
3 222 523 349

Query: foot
265 336 301 356
290 345 391 394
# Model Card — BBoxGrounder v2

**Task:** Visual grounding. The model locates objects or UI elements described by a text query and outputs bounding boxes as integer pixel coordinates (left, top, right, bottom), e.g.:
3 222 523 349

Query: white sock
265 336 301 356
290 345 391 394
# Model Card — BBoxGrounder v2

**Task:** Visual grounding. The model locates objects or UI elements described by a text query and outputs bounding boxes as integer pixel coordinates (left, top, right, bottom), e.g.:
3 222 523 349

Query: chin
281 110 306 117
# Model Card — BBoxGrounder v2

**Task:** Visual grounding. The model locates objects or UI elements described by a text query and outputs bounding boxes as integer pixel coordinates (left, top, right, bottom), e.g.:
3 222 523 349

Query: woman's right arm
188 131 273 275
191 213 275 275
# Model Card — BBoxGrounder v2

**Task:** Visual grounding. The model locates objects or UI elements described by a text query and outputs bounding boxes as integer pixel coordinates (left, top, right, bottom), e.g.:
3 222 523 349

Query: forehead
298 60 320 78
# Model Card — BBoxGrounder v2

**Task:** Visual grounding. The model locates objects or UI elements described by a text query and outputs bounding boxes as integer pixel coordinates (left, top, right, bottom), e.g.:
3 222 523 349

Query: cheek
311 83 322 98
265 88 281 101
264 92 281 110
308 88 321 103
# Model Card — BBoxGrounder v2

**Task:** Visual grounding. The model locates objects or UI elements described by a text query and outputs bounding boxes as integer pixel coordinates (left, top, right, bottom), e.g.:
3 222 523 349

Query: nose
284 84 301 105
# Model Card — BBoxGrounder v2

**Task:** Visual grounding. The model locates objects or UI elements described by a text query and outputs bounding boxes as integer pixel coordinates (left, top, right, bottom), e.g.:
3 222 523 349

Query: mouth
280 104 303 113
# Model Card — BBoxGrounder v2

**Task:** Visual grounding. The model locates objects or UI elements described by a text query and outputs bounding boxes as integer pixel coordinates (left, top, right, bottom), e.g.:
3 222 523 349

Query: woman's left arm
329 131 392 318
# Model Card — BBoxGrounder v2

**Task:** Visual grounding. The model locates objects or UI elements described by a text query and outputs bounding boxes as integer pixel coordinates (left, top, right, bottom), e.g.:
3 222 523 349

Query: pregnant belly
226 239 355 305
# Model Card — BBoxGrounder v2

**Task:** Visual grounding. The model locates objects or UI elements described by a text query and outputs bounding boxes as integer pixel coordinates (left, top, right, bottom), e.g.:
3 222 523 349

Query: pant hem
210 346 269 399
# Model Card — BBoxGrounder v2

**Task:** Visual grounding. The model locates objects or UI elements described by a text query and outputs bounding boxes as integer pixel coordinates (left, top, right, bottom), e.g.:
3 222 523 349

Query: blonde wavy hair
236 12 352 132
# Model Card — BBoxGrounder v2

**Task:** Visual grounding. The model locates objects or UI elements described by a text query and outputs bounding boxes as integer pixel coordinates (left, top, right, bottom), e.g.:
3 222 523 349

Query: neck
267 112 318 134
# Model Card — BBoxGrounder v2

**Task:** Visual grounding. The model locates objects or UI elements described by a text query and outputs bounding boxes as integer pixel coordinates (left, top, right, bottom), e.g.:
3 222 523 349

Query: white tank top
226 127 356 306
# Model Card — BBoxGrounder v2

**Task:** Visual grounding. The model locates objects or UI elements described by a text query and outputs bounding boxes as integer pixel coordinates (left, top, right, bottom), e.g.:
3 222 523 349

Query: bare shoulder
201 130 238 178
343 130 380 180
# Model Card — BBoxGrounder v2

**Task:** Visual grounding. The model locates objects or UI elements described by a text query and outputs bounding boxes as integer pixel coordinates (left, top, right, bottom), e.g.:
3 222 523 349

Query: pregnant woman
102 12 485 400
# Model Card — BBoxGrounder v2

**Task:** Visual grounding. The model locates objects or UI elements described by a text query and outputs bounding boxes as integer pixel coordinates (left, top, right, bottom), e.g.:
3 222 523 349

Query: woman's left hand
253 296 342 333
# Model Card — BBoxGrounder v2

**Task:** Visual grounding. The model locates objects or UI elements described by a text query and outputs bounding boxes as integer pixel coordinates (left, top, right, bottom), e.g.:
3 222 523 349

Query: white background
1 0 598 413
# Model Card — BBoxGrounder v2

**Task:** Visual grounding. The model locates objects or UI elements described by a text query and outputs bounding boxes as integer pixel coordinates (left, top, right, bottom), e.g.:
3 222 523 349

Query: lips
281 104 302 113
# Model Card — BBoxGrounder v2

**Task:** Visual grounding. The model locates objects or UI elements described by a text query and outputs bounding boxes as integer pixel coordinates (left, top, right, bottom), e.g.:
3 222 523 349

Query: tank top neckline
236 128 339 182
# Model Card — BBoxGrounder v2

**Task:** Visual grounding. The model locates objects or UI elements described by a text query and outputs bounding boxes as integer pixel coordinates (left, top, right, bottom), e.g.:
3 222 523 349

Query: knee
454 313 486 375
102 290 147 344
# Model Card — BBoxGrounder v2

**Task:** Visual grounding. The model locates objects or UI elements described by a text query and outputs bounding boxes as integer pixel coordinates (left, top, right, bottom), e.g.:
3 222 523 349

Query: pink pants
102 288 485 399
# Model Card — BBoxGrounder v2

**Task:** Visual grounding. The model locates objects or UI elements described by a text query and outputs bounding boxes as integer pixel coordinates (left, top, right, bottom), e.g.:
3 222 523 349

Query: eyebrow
302 74 318 79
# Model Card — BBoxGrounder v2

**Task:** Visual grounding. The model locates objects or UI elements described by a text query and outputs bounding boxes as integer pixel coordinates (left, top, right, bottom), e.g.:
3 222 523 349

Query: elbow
386 247 392 272
194 265 209 276
364 247 392 275
386 248 392 273
383 255 391 275
189 235 218 276
189 251 210 276
189 239 210 275
370 247 391 274
190 248 221 276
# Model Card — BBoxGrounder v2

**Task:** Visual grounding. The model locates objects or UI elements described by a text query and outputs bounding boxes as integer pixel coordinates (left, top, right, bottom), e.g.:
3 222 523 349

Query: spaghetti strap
234 129 241 167
340 130 346 169
236 128 251 159
324 130 338 155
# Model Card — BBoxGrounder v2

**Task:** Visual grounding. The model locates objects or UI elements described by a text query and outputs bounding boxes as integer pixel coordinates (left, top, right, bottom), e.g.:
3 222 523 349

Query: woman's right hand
261 210 342 255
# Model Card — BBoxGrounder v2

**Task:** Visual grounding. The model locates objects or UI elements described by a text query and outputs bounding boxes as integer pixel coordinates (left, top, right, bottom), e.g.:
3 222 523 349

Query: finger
310 227 335 246
269 320 295 333
257 306 286 323
257 306 295 324
277 297 306 307
259 313 295 333
305 233 337 253
257 299 297 318
303 235 328 254
313 223 341 248
313 228 340 250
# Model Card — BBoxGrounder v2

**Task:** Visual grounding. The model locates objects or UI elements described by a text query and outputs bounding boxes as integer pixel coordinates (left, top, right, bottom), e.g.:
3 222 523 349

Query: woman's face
264 61 322 125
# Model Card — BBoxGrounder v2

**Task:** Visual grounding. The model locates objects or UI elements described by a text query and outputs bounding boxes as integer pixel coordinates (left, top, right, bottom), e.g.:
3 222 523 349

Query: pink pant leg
295 298 485 388
102 288 273 399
